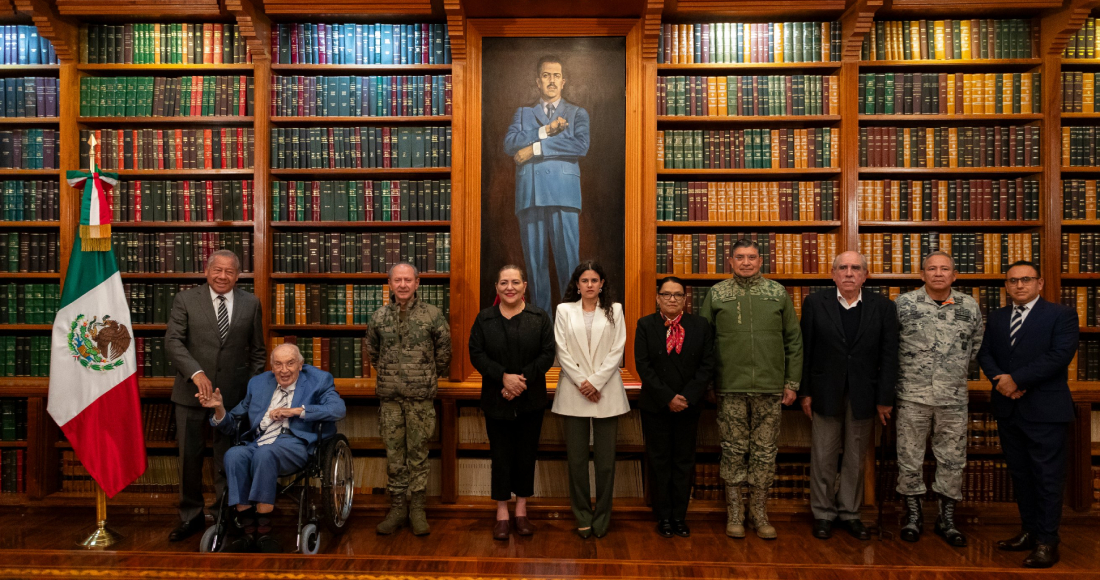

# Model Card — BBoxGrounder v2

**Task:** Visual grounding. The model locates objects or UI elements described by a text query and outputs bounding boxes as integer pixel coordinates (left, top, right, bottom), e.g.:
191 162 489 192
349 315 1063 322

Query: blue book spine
692 24 701 63
367 77 376 116
344 24 353 64
17 25 27 65
399 25 408 66
381 26 393 64
353 77 362 116
27 26 39 65
443 24 451 63
413 24 422 64
309 24 318 64
355 24 363 64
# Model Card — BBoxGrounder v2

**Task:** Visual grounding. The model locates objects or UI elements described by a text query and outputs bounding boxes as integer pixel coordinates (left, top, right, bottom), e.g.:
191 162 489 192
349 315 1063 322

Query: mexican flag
48 151 146 498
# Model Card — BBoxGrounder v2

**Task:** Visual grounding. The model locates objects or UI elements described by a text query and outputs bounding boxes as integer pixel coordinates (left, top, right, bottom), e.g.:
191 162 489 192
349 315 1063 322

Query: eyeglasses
1007 276 1038 286
658 292 686 300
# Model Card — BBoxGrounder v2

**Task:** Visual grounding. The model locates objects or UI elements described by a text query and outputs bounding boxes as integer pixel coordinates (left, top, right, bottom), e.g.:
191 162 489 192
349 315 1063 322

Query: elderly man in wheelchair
198 342 347 553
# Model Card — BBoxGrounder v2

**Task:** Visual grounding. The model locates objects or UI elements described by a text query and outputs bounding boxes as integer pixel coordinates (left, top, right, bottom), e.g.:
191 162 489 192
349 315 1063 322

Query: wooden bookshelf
270 116 452 124
78 116 255 124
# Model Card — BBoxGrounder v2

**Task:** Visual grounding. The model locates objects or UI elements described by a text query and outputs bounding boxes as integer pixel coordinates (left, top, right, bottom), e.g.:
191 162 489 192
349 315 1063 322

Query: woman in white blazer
552 260 628 539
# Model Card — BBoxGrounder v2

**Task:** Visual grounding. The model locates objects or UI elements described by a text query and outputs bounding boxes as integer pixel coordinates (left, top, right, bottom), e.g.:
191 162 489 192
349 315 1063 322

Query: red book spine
174 130 183 170
220 128 228 169
392 180 401 221
239 75 247 116
382 127 391 168
364 181 374 221
271 28 279 62
237 128 244 169
135 337 145 377
424 75 432 117
445 75 452 115
312 182 321 221
422 23 430 63
390 78 398 116
133 181 142 221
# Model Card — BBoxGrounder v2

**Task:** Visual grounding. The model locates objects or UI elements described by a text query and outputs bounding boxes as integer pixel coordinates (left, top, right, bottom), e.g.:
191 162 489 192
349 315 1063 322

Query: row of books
657 233 839 276
272 23 451 66
1061 127 1100 167
270 336 369 380
657 180 838 223
271 75 452 118
125 283 196 325
79 76 254 118
271 179 452 223
657 128 839 170
109 180 254 223
336 405 441 443
139 402 178 442
111 231 253 274
861 19 1037 62
656 75 838 117
456 458 644 499
0 283 59 325
0 129 58 170
271 231 450 274
692 464 811 502
1063 232 1100 273
1061 72 1100 113
1061 287 1100 328
1063 180 1100 220
1063 17 1100 59
0 336 50 377
61 451 213 495
0 78 59 119
1 449 24 494
877 459 1016 503
135 337 175 378
79 128 256 171
0 232 58 274
967 413 1003 449
0 399 26 441
271 126 451 170
272 283 451 325
0 26 57 65
858 232 1040 275
860 126 1040 169
856 179 1041 222
80 23 253 65
353 457 443 497
1071 339 1100 381
0 181 59 222
658 22 840 65
859 72 1039 116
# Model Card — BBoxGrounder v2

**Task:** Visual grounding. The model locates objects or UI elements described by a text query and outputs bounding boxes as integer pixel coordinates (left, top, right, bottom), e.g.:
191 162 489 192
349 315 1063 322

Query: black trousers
485 408 544 502
641 407 701 521
175 404 230 522
997 412 1070 545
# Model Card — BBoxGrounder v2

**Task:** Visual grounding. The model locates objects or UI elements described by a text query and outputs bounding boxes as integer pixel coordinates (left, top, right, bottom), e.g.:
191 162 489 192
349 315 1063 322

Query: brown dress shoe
997 531 1035 551
1023 543 1059 568
513 516 534 536
493 519 511 540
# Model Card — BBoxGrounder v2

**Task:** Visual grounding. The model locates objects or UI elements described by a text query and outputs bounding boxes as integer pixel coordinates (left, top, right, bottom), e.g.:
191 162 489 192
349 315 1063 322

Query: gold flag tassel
79 224 112 252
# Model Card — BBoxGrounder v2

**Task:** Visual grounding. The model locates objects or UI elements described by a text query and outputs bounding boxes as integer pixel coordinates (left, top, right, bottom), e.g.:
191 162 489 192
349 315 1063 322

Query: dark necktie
217 295 229 343
1009 305 1025 347
546 103 556 120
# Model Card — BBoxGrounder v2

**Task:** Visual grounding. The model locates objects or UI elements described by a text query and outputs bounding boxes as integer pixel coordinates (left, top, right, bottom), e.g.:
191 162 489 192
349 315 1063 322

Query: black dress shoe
656 519 673 538
255 533 282 554
168 515 205 542
672 520 690 537
1023 543 1059 568
812 519 833 539
224 533 256 553
839 519 870 540
997 531 1036 552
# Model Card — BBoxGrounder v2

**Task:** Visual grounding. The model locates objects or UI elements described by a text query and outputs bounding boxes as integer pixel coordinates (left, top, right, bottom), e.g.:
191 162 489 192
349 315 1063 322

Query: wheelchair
199 419 355 555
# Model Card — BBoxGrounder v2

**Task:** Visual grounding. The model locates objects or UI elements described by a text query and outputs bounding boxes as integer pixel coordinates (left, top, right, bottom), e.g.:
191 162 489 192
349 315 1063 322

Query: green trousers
562 415 619 535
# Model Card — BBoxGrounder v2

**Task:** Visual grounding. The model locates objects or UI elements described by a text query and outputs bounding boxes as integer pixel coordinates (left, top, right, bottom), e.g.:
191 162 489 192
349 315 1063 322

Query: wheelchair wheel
198 526 222 553
319 434 354 534
298 523 320 555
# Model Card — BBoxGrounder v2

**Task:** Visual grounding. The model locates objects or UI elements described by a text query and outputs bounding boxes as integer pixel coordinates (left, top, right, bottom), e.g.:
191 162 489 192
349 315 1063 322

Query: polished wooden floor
0 509 1098 579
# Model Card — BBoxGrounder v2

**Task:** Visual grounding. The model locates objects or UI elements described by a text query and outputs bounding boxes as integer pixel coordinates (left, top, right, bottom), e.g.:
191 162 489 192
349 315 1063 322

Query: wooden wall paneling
225 0 272 62
259 1 435 16
0 1 14 17
840 60 861 254
624 21 645 381
444 0 469 382
840 0 882 63
25 397 46 499
51 0 225 17
638 0 663 337
1042 53 1063 304
1039 0 1099 57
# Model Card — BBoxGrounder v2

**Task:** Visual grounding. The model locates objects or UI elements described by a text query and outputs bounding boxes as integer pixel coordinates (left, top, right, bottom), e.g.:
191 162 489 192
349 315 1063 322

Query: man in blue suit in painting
504 55 591 315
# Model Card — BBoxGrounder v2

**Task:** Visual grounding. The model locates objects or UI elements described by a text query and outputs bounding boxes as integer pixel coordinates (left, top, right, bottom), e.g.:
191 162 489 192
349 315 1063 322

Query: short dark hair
657 276 685 294
731 238 759 253
536 55 563 76
1006 260 1040 278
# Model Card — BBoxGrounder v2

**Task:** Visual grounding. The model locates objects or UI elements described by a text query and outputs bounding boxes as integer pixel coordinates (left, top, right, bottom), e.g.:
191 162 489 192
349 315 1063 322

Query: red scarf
664 311 684 354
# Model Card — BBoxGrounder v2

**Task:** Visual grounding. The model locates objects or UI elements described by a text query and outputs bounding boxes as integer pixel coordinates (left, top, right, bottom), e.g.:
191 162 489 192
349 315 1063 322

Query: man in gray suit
165 249 266 542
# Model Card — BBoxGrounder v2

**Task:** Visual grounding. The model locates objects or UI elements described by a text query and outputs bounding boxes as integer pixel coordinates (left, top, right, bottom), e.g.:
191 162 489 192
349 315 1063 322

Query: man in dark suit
800 251 898 541
635 276 715 539
164 249 266 542
978 260 1079 568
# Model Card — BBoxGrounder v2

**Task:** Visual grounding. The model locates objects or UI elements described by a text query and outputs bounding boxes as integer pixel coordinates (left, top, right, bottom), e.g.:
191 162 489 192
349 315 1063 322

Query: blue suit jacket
977 298 1078 423
504 99 590 214
215 364 347 449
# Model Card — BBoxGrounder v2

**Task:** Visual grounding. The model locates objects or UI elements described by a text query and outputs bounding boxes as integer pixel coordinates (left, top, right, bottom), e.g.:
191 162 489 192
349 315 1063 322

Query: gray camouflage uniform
894 286 983 501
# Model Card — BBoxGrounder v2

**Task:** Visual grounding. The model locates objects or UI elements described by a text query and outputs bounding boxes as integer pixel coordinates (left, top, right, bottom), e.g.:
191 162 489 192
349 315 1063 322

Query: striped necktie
216 294 229 343
256 388 291 446
1009 305 1026 347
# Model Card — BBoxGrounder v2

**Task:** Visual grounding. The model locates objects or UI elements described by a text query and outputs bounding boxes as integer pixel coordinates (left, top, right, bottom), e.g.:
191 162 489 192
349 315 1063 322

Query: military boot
725 485 745 538
934 494 967 547
409 491 430 536
746 487 777 540
376 492 408 535
900 495 923 542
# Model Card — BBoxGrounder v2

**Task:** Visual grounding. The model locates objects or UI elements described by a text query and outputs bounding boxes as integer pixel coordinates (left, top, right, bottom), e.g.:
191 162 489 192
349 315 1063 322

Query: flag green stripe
59 237 120 307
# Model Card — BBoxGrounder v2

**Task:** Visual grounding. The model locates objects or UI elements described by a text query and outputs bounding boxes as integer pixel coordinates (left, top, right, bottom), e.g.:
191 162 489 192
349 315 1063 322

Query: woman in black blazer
635 276 716 538
469 264 556 541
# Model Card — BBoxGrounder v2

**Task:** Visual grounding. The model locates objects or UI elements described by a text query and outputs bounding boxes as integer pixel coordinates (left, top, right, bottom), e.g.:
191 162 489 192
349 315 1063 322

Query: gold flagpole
78 484 122 549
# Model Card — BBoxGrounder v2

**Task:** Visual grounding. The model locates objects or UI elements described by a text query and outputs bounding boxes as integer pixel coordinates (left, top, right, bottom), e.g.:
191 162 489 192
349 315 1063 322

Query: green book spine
884 73 895 114
692 130 703 169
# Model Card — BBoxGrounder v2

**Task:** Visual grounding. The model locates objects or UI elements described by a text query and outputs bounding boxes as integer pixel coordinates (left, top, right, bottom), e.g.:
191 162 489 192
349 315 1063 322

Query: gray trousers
562 415 618 534
895 400 967 501
809 400 873 521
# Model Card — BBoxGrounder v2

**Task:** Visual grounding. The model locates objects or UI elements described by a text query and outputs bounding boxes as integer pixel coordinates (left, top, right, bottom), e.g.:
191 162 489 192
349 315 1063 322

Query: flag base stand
78 486 122 549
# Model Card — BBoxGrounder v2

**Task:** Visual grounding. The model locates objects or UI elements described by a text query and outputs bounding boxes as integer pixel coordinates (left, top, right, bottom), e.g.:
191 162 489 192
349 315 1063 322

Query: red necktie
664 312 684 354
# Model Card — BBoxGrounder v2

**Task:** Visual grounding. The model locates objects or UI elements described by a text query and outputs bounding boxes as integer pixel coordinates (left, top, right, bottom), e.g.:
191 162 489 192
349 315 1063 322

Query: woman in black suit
469 264 556 541
635 276 716 538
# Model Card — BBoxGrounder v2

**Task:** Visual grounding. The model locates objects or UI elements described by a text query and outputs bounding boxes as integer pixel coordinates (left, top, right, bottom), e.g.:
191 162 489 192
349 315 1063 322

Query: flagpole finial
88 134 97 148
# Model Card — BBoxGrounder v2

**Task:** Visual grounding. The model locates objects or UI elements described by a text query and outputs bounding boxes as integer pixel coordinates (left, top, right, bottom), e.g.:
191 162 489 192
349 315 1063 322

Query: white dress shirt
191 287 235 380
532 97 562 157
837 289 863 310
212 380 300 427
1011 295 1040 327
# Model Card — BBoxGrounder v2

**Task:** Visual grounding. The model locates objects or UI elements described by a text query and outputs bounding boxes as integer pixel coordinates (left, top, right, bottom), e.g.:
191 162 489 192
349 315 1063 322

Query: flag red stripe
91 173 113 226
60 373 146 498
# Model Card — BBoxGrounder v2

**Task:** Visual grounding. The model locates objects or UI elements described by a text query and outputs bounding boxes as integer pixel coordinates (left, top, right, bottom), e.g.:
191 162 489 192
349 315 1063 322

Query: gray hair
921 251 956 271
388 261 419 278
270 342 305 364
206 249 241 272
831 251 868 272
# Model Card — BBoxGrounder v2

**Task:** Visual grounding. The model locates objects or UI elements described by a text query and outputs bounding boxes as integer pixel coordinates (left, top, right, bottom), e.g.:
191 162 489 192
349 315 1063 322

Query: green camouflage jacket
895 286 983 407
700 274 803 395
365 294 451 400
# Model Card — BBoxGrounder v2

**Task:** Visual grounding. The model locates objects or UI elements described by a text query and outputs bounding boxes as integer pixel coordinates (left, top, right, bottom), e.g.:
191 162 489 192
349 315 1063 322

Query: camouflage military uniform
365 294 451 494
894 287 983 500
716 393 783 489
